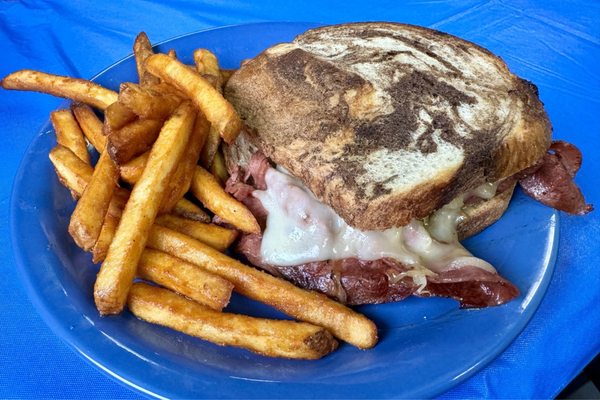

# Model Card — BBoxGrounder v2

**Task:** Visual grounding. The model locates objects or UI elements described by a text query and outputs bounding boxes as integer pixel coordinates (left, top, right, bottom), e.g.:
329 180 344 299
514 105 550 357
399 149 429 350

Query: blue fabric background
1 1 598 398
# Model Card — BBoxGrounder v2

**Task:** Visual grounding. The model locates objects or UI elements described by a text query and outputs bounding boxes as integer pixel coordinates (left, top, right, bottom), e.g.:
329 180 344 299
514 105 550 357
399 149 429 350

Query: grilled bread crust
225 22 551 230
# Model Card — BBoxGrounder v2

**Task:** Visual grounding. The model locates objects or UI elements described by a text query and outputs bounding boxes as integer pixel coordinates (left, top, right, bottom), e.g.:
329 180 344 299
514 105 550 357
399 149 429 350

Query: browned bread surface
225 22 551 230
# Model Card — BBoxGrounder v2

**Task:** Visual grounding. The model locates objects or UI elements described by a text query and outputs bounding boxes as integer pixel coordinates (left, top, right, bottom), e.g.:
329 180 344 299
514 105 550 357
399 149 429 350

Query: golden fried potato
107 118 164 164
104 101 137 133
50 109 91 165
119 82 181 120
147 81 187 99
159 111 210 213
71 103 106 152
94 101 196 315
199 126 221 169
138 249 233 311
90 214 235 263
50 145 127 217
51 145 204 224
171 198 211 223
92 214 119 264
119 151 148 184
209 147 229 185
190 166 260 234
118 112 211 215
1 70 117 110
194 49 218 74
128 283 338 359
192 49 223 168
68 150 119 251
133 32 160 87
147 225 378 349
194 49 222 92
154 214 237 251
49 145 91 198
144 54 241 144
92 226 233 310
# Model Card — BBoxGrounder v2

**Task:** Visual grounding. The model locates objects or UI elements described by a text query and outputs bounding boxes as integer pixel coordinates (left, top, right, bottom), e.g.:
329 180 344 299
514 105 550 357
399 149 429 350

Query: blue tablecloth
1 1 598 398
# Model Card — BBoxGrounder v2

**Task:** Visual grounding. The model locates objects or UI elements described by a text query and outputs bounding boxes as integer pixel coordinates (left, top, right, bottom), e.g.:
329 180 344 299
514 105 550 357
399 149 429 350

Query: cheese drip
253 167 497 276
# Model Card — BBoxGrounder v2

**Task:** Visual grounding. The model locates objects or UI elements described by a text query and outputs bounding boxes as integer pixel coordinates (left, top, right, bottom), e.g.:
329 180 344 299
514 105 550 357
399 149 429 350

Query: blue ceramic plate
11 22 559 399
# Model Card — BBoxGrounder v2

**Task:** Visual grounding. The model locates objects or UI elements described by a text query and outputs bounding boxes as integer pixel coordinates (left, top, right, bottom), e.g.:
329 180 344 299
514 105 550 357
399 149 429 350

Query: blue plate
11 22 559 399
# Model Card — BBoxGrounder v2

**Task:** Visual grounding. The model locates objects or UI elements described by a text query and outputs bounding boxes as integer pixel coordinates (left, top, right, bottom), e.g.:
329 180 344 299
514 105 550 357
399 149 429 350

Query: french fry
52 157 225 310
133 32 160 87
210 147 229 184
120 113 210 213
145 54 241 144
49 145 91 197
52 144 231 308
155 214 237 251
147 81 187 100
1 70 117 110
109 189 199 222
199 126 221 169
159 111 210 213
50 145 202 223
92 214 119 264
194 49 220 76
190 166 260 234
88 213 232 264
89 214 235 260
192 50 223 168
90 208 226 261
121 113 208 190
107 118 164 164
94 101 196 315
49 145 125 217
119 82 181 120
119 151 148 184
50 109 91 165
138 249 233 311
171 197 211 223
146 225 378 349
194 49 222 91
109 188 130 217
166 49 198 72
71 103 105 152
48 145 125 216
68 149 119 251
91 221 232 309
128 283 338 359
104 101 136 133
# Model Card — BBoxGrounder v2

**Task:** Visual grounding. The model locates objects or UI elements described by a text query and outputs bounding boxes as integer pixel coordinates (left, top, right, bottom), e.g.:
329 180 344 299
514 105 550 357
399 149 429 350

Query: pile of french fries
2 32 377 359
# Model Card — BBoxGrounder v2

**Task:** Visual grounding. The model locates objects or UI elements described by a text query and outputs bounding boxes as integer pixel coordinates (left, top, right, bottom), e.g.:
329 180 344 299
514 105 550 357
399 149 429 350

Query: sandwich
220 23 592 308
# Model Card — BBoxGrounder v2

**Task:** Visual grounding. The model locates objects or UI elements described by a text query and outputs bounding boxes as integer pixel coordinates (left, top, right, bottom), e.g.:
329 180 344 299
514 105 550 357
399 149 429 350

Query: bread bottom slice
457 182 516 241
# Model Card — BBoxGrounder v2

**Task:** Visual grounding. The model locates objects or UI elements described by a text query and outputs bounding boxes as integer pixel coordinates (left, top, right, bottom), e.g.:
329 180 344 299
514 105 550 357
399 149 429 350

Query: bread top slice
224 22 551 230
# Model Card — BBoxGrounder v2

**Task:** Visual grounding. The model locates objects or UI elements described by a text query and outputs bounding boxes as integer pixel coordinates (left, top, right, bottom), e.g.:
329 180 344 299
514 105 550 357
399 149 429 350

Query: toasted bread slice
225 23 550 230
